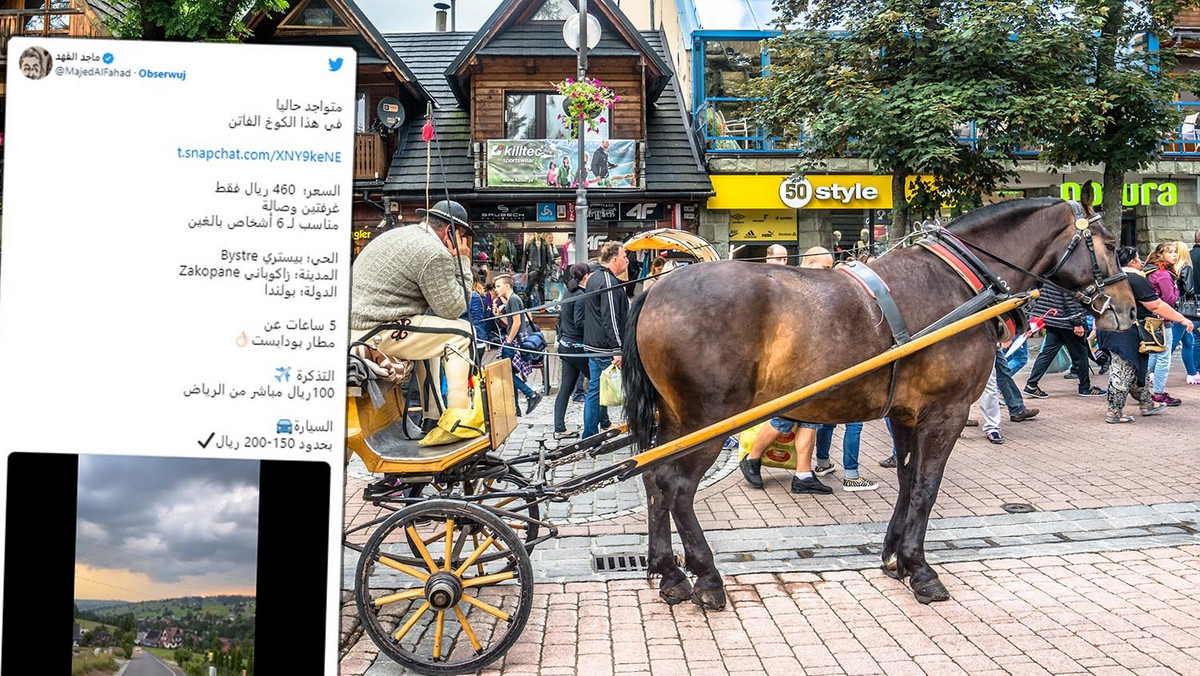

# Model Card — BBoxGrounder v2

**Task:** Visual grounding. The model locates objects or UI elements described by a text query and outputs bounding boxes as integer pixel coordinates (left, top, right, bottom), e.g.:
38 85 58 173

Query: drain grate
1001 502 1036 514
594 554 649 573
593 552 686 573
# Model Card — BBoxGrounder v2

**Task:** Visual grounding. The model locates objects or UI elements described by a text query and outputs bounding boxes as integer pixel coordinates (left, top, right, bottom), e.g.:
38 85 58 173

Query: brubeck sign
1060 181 1178 207
485 139 638 189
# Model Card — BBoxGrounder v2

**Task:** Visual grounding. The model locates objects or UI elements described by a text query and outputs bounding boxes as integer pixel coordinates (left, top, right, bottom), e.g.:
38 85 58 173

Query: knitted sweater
350 222 470 330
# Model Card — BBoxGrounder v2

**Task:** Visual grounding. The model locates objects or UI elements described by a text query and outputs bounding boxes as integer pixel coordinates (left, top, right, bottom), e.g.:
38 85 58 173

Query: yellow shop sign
728 210 798 242
709 174 933 210
710 174 896 210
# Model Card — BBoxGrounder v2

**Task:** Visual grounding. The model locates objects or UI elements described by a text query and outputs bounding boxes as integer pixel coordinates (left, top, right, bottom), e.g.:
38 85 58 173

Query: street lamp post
564 2 600 266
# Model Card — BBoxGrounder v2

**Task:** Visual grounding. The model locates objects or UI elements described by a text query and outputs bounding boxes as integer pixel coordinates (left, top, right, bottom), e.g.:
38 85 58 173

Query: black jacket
584 267 629 350
1031 283 1087 329
556 287 586 343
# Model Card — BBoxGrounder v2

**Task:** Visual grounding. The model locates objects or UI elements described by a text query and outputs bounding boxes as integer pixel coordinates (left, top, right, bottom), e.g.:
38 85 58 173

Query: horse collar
917 230 1022 341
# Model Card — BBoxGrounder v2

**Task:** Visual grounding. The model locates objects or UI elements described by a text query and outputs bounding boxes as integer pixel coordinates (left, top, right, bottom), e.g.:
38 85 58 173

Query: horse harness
836 200 1124 419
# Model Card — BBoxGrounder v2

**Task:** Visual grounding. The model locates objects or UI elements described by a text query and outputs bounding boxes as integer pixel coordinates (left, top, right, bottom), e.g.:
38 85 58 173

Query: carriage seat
346 359 519 476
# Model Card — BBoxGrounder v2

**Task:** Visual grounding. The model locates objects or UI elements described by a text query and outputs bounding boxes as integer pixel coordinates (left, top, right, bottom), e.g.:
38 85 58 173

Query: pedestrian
1144 241 1185 403
468 277 490 358
813 423 879 490
1022 283 1106 398
994 346 1040 422
641 256 669 294
494 274 543 416
1173 239 1200 386
583 243 629 438
764 243 789 264
1099 246 1194 423
739 419 831 494
552 263 591 440
978 362 1007 444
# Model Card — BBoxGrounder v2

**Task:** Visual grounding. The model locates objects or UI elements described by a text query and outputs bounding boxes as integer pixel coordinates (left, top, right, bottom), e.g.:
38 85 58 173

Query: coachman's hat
417 200 472 233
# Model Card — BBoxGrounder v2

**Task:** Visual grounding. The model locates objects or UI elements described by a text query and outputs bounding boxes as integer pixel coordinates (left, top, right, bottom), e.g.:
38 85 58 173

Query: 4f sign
780 176 814 208
625 202 658 220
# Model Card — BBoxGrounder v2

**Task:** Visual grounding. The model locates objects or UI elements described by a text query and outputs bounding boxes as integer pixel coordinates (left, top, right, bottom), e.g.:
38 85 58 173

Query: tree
112 0 290 41
1041 1 1200 239
748 0 1104 238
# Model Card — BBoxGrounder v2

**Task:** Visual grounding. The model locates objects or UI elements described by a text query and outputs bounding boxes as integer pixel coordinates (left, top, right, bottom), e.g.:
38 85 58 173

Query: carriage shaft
550 292 1037 498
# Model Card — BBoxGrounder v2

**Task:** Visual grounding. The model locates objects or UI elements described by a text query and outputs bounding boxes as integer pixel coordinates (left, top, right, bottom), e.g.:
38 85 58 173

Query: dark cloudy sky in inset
75 455 259 600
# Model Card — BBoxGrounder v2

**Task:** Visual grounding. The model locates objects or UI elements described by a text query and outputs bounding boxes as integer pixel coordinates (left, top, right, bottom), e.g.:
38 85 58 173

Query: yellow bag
599 363 624 407
737 421 799 470
419 385 486 446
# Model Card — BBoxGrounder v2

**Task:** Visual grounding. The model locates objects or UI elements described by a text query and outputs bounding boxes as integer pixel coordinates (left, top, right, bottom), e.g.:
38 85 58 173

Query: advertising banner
729 210 798 242
486 139 638 189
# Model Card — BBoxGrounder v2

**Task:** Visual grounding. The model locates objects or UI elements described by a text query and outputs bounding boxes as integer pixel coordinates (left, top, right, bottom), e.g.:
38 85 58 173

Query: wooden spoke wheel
406 468 541 559
356 499 534 675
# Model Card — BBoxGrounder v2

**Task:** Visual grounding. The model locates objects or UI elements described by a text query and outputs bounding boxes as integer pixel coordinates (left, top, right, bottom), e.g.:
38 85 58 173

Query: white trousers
978 364 1001 434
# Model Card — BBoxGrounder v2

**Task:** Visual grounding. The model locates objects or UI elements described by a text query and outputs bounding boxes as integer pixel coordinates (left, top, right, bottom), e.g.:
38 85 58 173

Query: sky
356 0 501 33
74 455 260 602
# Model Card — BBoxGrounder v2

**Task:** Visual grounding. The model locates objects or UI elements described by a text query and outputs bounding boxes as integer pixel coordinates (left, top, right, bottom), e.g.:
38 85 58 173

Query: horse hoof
659 578 693 606
881 554 900 579
912 578 950 604
691 587 726 611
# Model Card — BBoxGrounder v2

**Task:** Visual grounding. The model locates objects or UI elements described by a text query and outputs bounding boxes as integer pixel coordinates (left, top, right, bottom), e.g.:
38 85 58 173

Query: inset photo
72 455 259 676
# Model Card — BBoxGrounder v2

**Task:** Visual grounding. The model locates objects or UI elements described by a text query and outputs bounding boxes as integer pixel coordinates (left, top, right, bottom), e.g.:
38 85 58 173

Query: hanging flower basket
554 77 618 139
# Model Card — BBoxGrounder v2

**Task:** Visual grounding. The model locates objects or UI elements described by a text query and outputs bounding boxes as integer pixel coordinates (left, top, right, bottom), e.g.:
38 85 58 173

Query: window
505 93 610 140
531 0 575 21
703 40 764 98
24 0 70 34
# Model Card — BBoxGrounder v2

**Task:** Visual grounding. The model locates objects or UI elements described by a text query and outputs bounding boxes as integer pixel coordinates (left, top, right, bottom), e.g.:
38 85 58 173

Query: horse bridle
940 201 1127 316
1042 202 1128 316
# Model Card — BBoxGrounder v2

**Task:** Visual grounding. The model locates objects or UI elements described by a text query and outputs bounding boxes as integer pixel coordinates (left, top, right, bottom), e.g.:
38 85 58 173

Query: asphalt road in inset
123 651 185 676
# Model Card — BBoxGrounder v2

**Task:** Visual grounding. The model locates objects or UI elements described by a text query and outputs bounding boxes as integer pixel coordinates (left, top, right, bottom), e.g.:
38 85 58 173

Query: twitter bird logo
328 57 343 72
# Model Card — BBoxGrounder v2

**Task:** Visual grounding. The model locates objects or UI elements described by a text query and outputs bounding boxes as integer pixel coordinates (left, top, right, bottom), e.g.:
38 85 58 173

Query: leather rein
837 200 1126 419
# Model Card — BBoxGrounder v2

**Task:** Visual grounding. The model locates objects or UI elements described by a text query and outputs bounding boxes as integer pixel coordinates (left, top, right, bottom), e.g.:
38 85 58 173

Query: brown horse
622 198 1136 609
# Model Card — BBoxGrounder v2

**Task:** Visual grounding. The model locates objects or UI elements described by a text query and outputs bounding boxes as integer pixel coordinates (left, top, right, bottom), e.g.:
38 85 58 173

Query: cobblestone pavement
341 350 1200 675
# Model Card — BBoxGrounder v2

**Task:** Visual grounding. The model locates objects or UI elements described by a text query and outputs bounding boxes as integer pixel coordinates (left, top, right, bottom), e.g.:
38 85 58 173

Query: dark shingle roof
383 29 710 198
85 0 129 32
386 32 477 194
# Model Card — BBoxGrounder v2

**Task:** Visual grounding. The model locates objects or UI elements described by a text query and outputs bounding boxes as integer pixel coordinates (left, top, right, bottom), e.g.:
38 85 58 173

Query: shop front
468 200 692 303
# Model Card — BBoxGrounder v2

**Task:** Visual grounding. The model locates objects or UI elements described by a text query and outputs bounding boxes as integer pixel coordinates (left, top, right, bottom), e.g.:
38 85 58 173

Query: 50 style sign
780 175 880 209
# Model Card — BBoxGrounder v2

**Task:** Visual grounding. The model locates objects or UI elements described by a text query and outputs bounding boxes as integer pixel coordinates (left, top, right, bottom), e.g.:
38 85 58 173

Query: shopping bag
599 363 624 406
737 421 799 470
1045 346 1072 374
419 385 486 446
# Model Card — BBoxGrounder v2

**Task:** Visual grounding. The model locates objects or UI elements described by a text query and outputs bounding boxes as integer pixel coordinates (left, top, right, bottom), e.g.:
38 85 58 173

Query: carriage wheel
356 499 534 675
405 469 541 559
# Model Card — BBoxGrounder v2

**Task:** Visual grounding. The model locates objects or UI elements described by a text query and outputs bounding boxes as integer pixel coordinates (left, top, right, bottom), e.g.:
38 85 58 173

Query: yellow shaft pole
627 291 1038 471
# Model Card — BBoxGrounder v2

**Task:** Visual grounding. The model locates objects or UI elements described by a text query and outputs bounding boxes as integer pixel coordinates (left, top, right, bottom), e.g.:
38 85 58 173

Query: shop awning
623 229 721 262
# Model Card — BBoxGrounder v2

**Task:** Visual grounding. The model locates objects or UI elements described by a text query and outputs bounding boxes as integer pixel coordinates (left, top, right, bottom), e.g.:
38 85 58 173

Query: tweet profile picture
19 46 53 80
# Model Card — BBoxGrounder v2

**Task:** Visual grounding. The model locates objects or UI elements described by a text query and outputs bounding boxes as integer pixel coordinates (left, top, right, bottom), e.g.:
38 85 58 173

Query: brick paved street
341 349 1200 675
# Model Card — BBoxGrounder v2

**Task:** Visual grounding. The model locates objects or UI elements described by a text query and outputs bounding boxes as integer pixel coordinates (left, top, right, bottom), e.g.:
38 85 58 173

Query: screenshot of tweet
0 38 354 673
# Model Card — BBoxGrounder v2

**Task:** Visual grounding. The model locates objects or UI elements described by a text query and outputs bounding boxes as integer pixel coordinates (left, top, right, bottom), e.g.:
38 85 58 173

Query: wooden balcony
355 132 387 181
0 8 91 63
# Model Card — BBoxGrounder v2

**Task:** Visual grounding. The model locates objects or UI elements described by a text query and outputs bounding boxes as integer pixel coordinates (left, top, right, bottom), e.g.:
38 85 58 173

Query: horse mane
944 197 1064 236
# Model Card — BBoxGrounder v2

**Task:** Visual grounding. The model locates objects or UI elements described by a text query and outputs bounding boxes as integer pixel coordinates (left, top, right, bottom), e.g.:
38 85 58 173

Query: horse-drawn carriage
344 197 1136 675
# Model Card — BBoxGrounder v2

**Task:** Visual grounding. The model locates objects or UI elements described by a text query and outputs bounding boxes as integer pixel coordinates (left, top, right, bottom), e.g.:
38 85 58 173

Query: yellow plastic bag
599 363 624 407
419 385 485 447
737 421 799 470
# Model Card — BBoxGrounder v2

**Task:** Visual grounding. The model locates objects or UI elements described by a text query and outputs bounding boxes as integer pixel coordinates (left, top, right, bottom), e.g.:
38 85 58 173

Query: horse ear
1080 181 1096 216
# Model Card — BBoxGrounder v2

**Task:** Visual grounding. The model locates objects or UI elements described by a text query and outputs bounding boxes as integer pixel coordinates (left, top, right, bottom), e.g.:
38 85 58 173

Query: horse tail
623 291 658 451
